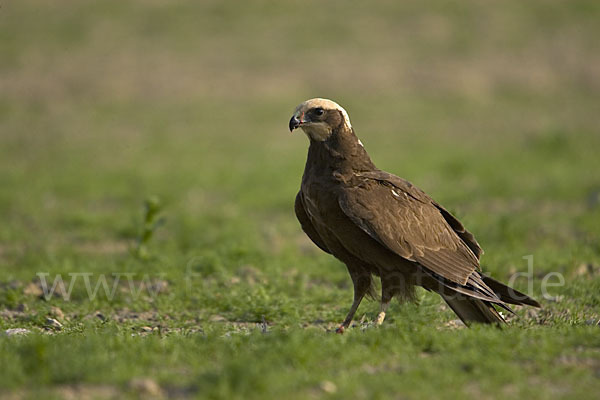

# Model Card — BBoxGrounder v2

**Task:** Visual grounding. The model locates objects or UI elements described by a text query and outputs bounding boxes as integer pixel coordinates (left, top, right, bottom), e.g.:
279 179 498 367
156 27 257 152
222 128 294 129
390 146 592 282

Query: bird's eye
313 108 324 117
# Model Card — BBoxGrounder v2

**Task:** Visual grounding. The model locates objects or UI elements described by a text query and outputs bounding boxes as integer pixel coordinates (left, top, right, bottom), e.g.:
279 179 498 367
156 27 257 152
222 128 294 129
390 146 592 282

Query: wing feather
356 170 483 259
339 172 480 285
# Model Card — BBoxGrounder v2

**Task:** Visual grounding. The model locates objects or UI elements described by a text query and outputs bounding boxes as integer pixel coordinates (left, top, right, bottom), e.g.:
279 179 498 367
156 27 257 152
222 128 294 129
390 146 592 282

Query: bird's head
289 98 352 142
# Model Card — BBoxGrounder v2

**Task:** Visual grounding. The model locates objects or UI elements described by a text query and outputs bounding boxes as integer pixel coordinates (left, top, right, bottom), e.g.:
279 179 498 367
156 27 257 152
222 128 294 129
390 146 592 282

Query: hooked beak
289 112 306 132
289 115 301 132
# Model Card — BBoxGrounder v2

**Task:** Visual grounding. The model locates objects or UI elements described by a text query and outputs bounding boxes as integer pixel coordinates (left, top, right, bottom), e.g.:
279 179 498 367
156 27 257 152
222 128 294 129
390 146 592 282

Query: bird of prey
289 98 539 332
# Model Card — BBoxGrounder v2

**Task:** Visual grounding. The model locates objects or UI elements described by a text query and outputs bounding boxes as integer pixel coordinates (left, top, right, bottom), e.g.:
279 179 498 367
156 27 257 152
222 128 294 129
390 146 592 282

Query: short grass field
1 0 600 398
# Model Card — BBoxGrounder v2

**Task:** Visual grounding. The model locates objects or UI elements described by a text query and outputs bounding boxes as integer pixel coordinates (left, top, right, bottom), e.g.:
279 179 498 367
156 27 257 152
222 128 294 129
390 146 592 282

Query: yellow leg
376 301 390 326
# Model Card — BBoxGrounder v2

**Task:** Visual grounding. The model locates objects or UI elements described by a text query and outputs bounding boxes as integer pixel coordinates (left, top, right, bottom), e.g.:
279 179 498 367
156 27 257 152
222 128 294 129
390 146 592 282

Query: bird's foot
375 311 386 326
335 325 345 334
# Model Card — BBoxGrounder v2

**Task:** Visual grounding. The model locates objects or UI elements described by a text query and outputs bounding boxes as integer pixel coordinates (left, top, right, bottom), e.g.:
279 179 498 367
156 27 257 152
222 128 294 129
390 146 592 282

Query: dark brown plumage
289 98 540 331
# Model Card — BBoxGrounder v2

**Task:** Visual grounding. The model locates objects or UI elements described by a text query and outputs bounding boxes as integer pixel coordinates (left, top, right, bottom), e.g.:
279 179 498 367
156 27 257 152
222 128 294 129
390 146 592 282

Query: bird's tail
441 294 506 325
480 275 541 307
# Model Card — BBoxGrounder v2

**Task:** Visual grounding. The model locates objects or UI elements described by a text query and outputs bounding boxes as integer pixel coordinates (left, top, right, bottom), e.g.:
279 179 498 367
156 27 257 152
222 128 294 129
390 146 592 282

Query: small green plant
133 196 165 261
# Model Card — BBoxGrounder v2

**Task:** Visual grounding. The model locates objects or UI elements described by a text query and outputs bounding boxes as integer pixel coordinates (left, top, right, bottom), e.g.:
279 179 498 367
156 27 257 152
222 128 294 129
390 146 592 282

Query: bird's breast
301 177 339 221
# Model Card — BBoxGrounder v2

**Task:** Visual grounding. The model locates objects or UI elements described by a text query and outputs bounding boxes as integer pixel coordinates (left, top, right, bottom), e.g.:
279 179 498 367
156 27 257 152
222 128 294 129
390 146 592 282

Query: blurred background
1 0 599 290
1 0 600 397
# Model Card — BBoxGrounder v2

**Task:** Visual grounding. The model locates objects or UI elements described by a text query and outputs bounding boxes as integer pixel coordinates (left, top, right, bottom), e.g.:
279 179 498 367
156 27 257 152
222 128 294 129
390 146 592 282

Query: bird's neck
304 127 376 179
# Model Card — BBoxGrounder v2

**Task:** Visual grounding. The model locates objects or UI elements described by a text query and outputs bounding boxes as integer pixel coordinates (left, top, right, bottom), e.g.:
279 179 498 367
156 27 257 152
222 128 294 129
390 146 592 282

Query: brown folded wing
339 172 481 286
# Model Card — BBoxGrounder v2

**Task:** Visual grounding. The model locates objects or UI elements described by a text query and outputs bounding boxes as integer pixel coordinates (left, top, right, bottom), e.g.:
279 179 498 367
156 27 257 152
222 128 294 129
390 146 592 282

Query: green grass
1 0 600 398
